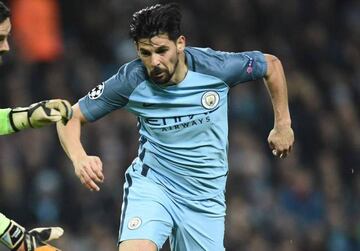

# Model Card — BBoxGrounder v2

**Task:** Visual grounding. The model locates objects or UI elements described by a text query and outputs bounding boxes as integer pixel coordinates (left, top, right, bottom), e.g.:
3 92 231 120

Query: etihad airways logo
143 107 219 132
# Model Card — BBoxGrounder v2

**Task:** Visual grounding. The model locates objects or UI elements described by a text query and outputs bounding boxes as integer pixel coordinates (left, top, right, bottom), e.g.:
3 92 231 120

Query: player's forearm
1 100 72 136
263 54 291 128
0 213 10 236
56 108 87 163
0 109 15 135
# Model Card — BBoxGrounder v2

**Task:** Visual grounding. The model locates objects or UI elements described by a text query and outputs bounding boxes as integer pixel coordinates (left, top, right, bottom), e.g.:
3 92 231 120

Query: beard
150 67 171 84
149 58 179 85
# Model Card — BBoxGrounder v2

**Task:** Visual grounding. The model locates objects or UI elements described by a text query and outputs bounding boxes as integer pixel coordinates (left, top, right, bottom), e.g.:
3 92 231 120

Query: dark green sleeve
0 213 10 236
0 108 14 135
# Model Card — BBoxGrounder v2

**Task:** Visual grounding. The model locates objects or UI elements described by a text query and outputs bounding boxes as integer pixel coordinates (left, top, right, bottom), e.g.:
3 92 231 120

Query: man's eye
157 49 167 54
141 51 151 57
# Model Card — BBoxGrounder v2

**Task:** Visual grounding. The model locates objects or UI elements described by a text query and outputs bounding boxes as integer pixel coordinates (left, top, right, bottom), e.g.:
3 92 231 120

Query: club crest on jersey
88 83 104 100
201 91 220 110
128 217 142 230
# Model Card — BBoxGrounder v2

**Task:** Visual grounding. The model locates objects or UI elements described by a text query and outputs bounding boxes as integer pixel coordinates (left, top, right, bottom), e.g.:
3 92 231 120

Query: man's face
0 17 11 64
137 34 185 85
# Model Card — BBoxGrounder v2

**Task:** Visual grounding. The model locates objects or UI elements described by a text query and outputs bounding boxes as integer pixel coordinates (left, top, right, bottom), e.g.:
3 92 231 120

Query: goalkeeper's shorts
118 160 226 251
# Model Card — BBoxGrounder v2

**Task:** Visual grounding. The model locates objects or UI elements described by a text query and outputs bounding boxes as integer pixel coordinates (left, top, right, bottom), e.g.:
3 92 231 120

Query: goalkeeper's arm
0 213 63 251
0 99 72 136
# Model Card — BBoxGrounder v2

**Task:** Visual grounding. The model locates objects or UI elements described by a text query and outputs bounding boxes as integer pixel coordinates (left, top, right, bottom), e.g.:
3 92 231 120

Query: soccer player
0 2 70 251
57 3 294 251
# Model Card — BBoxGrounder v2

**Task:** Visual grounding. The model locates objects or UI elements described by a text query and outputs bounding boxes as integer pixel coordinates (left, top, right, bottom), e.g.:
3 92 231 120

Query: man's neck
170 52 188 84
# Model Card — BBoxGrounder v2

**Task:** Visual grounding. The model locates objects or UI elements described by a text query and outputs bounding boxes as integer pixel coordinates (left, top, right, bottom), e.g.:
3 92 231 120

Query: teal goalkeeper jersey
79 47 267 200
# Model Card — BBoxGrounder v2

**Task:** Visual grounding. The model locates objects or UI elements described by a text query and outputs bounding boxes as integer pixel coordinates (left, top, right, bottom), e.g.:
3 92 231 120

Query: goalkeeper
0 2 70 251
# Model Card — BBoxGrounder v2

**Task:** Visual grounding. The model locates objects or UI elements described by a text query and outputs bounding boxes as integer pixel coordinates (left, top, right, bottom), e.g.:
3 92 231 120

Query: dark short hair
129 3 181 42
0 1 10 23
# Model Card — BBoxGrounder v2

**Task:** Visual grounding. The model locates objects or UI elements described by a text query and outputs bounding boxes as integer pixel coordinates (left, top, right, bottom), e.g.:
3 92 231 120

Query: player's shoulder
185 46 266 83
185 46 264 65
185 47 225 63
116 58 147 85
101 58 148 98
185 47 235 80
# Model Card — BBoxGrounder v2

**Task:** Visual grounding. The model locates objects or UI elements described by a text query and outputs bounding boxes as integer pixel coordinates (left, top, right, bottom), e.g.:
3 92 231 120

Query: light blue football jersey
79 47 267 200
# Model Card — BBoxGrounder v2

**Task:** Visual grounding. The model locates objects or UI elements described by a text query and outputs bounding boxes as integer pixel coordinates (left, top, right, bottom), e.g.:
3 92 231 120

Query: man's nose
151 55 160 67
0 40 10 53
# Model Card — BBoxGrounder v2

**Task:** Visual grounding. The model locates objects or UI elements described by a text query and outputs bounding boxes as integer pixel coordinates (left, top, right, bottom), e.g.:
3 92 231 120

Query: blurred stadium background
0 0 359 250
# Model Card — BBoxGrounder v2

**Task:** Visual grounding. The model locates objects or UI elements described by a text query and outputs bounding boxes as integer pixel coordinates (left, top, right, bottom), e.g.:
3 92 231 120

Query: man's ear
176 35 186 52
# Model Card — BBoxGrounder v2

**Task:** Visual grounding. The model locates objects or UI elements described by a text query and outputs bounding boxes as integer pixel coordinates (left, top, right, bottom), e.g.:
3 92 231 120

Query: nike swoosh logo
142 103 156 107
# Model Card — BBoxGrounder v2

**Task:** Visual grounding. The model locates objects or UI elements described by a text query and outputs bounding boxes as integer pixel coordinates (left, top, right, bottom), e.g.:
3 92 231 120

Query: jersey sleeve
78 60 145 122
187 47 267 88
220 50 267 87
0 108 14 135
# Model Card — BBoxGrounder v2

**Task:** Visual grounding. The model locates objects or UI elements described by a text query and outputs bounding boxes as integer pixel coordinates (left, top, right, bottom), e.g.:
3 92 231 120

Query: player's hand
268 124 294 159
9 99 73 132
73 155 104 191
27 227 63 251
0 220 63 251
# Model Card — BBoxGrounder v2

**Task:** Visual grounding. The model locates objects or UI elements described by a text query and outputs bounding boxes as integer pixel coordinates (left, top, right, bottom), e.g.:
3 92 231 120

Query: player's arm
0 213 63 251
0 99 72 136
0 108 13 135
263 54 294 158
56 103 104 191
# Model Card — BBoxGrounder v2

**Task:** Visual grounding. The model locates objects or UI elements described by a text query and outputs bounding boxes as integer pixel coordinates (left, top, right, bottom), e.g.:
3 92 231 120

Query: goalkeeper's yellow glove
0 220 63 251
9 99 72 132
